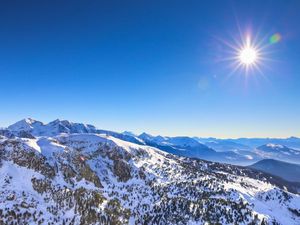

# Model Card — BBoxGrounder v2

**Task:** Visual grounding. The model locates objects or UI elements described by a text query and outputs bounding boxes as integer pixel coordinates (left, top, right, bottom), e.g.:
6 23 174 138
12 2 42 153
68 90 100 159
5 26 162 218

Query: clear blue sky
0 0 299 138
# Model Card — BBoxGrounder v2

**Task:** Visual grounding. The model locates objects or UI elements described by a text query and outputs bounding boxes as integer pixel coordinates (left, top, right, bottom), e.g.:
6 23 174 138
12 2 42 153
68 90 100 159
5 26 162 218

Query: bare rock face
17 130 35 139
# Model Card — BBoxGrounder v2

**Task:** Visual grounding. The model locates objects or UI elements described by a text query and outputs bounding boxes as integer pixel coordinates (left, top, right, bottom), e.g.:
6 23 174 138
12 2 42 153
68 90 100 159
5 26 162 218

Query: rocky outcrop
0 140 55 178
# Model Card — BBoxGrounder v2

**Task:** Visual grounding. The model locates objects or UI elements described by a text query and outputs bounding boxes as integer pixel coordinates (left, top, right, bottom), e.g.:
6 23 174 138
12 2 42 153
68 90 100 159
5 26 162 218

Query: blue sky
0 0 299 138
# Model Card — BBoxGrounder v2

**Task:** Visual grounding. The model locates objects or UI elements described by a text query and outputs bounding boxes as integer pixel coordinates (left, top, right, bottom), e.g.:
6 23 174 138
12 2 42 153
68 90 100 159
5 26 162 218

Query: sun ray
213 25 282 85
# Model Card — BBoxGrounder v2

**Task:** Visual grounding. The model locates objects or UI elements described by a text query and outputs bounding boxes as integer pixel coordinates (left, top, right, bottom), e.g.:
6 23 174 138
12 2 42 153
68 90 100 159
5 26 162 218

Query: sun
239 46 258 65
217 32 268 77
215 28 276 80
236 36 260 68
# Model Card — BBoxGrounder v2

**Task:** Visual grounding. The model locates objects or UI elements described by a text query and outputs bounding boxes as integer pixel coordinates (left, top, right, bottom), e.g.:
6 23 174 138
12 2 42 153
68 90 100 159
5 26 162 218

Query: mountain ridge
0 118 300 224
249 159 300 183
4 118 300 165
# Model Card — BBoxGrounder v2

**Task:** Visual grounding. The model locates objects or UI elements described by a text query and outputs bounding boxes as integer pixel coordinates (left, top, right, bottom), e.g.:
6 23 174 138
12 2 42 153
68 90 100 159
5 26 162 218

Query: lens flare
269 33 281 44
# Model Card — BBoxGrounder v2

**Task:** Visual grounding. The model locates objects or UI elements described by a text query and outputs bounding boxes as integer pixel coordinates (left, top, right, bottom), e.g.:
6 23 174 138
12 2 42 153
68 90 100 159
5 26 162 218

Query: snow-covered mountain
255 144 300 164
137 133 258 165
196 138 252 152
9 119 254 165
8 118 97 136
230 137 300 150
7 118 145 145
5 119 300 166
1 119 300 224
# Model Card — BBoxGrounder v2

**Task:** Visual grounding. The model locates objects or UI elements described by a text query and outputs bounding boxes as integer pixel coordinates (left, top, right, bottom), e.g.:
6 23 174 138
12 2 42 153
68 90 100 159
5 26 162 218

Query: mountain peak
24 118 37 124
138 132 154 139
48 118 72 125
8 118 43 132
266 143 284 149
122 131 136 137
7 118 97 136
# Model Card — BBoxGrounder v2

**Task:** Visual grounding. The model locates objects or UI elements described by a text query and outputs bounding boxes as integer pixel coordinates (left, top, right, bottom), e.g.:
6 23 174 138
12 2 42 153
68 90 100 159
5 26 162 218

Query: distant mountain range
254 144 300 164
1 118 300 224
250 159 300 183
229 137 300 149
131 132 300 166
3 118 300 166
136 133 261 165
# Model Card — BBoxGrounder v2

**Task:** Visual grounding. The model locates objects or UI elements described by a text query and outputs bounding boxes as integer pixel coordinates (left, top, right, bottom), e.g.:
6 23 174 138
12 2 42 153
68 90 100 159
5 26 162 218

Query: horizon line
1 117 299 140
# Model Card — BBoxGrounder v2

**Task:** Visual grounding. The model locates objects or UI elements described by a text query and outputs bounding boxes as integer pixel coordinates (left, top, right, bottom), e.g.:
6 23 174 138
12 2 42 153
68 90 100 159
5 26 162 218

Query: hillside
250 159 300 183
0 119 300 224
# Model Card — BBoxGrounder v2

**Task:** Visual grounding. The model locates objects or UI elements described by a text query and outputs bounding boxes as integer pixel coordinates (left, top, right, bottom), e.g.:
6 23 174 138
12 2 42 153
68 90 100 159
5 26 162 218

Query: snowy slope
0 131 299 224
